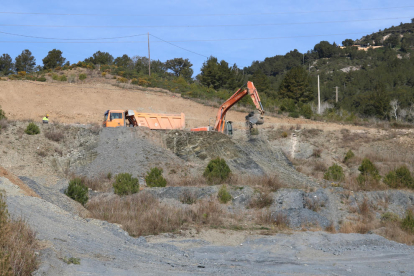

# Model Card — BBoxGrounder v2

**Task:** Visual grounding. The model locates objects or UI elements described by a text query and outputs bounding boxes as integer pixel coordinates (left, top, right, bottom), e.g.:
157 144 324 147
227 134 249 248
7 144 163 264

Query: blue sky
1 0 413 76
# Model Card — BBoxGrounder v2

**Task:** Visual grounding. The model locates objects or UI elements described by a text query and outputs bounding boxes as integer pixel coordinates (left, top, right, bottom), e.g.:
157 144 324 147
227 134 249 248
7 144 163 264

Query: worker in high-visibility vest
43 114 49 124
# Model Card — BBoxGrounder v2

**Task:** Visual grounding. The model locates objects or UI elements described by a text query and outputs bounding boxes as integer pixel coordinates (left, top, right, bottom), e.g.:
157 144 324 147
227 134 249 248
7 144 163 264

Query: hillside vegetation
1 20 414 124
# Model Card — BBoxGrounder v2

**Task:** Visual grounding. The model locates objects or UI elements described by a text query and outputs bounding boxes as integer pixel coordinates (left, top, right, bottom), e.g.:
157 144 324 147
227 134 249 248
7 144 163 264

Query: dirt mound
164 130 318 188
73 127 185 180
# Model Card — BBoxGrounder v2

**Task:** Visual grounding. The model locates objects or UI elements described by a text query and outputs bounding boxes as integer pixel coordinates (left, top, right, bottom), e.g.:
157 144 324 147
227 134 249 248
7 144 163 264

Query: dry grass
167 175 208 187
230 175 284 192
248 192 273 209
68 173 112 192
0 119 8 132
86 192 231 236
311 148 322 158
304 196 324 212
339 221 372 234
180 190 197 205
343 175 387 191
313 161 327 172
44 127 64 142
325 223 336 233
0 192 38 275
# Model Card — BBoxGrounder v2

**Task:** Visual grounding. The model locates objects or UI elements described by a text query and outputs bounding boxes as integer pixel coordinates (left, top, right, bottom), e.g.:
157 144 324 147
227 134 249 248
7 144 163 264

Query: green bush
300 104 313 119
145 167 167 187
64 178 88 205
79 74 87 81
288 111 299 118
217 184 232 203
203 157 231 184
343 150 355 163
250 128 259 135
324 164 345 181
59 75 67 81
384 166 414 189
357 158 380 185
36 76 46 82
52 74 58 80
0 105 6 120
401 210 414 233
113 173 139 195
24 123 40 135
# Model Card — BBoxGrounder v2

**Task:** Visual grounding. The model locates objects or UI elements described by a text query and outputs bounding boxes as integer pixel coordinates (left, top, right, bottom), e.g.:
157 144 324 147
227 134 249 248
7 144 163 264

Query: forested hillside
1 20 414 122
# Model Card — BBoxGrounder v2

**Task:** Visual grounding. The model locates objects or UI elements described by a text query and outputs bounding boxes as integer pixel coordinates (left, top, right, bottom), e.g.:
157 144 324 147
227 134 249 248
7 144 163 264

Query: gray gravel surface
2 177 414 275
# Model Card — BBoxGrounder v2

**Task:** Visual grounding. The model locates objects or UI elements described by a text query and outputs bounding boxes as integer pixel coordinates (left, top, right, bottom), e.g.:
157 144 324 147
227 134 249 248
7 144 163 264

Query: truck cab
103 110 125 127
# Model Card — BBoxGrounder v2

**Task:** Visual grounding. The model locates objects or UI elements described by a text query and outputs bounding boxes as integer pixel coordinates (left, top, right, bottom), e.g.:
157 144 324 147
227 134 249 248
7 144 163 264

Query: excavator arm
214 81 264 132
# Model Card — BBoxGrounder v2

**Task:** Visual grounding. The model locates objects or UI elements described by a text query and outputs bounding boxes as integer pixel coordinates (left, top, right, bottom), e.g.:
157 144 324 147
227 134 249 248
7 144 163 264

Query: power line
0 31 147 40
149 34 209 58
0 32 389 43
0 29 411 44
0 17 411 29
1 6 414 17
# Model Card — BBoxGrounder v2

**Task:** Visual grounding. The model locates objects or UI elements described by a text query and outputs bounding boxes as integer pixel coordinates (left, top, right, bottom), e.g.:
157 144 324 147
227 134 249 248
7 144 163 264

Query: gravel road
2 176 414 275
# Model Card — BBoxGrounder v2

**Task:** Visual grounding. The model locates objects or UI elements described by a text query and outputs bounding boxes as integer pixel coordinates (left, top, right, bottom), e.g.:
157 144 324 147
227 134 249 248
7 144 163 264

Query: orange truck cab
103 110 126 127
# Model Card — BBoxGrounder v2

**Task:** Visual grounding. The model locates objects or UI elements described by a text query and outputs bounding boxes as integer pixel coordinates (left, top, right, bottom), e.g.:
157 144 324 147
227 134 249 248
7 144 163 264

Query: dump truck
103 110 185 130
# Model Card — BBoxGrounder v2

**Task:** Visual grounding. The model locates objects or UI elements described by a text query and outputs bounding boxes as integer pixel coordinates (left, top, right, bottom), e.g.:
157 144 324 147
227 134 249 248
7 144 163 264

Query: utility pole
334 86 339 103
148 32 151 76
318 75 321 114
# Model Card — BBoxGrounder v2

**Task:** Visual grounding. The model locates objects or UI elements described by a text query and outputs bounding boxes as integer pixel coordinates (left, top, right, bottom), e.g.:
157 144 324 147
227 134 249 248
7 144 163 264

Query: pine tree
278 67 313 103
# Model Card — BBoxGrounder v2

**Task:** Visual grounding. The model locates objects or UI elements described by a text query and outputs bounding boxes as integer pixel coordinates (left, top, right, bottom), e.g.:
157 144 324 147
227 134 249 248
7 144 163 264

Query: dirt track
0 80 367 130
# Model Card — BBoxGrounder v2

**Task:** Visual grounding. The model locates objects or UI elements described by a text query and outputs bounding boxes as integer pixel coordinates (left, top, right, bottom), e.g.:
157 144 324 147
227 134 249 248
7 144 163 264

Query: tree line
1 19 413 122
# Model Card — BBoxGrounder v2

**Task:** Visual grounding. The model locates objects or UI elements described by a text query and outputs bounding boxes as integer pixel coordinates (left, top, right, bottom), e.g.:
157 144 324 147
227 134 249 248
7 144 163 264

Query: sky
1 0 413 76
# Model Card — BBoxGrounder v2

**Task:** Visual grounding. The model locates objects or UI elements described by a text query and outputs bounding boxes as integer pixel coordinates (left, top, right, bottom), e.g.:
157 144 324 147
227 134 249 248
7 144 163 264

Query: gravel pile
74 127 183 179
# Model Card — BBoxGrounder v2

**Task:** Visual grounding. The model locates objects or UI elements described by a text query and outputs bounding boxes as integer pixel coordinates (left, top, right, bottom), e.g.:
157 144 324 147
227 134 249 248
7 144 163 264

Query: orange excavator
191 81 264 135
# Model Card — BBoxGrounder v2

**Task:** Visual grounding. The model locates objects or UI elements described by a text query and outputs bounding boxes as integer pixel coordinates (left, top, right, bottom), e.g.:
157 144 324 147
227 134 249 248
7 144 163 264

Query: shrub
281 131 288 138
113 173 139 195
117 77 128 83
24 123 40 135
59 75 67 81
52 74 59 80
324 164 345 181
101 72 107 77
180 190 197 204
18 71 26 77
357 158 380 185
64 178 89 205
312 148 322 158
0 105 6 120
44 128 64 142
217 185 232 203
203 157 231 184
36 76 46 82
79 74 87 81
248 192 273 209
300 104 313 119
288 111 299 118
384 166 414 189
343 149 355 163
145 167 167 187
401 210 414 233
131 78 138 85
250 128 259 135
107 172 112 180
0 191 38 275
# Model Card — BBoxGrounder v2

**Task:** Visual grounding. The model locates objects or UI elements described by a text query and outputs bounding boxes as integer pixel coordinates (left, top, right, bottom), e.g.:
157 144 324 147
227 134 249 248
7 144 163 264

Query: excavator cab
224 121 233 136
103 110 125 127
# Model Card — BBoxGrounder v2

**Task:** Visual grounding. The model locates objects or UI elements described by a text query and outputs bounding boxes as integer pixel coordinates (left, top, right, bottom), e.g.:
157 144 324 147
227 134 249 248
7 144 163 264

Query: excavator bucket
245 111 264 125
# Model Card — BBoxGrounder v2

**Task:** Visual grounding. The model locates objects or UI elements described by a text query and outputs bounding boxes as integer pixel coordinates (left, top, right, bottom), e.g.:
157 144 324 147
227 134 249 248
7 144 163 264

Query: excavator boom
214 81 264 132
190 81 264 134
